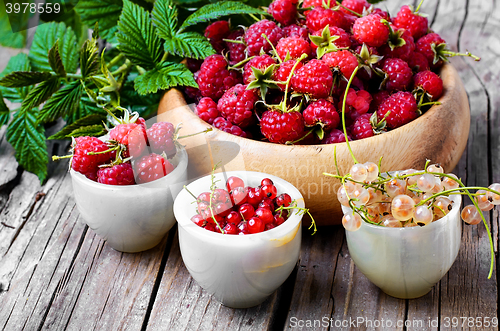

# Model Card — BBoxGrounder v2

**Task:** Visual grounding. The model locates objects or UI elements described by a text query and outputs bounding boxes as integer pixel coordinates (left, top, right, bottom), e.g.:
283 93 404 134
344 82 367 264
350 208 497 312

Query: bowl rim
70 144 188 189
174 170 305 242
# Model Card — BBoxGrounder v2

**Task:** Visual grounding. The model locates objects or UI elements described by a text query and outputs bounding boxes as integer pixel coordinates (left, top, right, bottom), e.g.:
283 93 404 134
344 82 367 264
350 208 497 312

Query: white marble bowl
174 171 304 308
71 145 188 253
343 193 462 299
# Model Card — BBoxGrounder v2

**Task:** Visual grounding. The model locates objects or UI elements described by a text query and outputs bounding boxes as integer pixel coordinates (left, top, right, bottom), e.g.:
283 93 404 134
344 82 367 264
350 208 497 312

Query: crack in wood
0 222 14 229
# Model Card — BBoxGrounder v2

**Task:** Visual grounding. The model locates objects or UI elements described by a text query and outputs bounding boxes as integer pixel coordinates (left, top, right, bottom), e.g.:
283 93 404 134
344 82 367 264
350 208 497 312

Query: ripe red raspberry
282 24 308 39
352 113 374 140
291 59 333 98
186 58 203 72
273 60 303 91
97 163 135 185
268 0 298 26
212 117 250 138
303 99 340 130
146 122 177 157
408 51 430 72
243 54 276 85
260 110 305 144
414 70 443 100
393 5 429 40
217 84 258 128
322 50 358 80
382 58 413 92
322 129 352 144
197 54 241 100
134 153 175 184
379 29 415 62
310 26 351 53
204 21 230 54
195 97 219 124
306 7 346 32
225 29 246 65
338 89 372 119
415 33 446 69
71 136 111 181
352 14 389 47
377 91 418 129
370 90 390 112
244 20 284 56
109 123 148 158
339 0 369 15
276 36 311 61
302 0 326 8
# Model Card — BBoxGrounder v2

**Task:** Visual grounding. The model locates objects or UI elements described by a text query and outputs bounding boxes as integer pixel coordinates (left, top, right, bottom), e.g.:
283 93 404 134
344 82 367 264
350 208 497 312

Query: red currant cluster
54 114 179 185
190 176 296 234
184 0 479 144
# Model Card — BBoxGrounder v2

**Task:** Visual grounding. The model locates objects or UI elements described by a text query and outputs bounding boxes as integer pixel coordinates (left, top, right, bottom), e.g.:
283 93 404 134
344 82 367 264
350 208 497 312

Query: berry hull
71 145 188 253
158 64 469 225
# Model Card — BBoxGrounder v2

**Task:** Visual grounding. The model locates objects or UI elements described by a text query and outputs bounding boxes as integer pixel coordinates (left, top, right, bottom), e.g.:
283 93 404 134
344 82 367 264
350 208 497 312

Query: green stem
223 38 245 44
261 33 282 64
341 66 360 164
248 13 260 22
281 53 307 112
111 59 132 76
65 73 83 79
177 127 213 140
107 53 125 69
335 1 362 17
183 185 197 200
415 0 425 13
161 52 169 62
442 50 481 61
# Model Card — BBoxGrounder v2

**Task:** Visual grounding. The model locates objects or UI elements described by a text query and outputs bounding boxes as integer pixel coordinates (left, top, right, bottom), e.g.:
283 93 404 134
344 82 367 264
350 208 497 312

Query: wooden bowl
158 63 470 226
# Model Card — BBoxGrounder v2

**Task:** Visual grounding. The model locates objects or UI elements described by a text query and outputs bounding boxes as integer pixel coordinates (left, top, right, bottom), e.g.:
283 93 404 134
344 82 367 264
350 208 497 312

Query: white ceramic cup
174 171 304 308
71 145 188 253
343 193 462 299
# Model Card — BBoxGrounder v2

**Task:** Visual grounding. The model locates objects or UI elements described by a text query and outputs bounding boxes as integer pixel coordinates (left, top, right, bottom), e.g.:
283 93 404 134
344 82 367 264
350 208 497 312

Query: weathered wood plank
146 230 281 330
0 126 18 190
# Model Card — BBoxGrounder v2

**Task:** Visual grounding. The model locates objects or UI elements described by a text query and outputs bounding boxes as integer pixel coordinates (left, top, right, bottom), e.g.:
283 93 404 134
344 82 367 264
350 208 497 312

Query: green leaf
29 22 78 74
0 72 53 87
134 62 196 95
152 0 178 40
75 0 123 41
0 6 26 48
366 0 384 3
117 0 163 70
6 108 48 183
165 32 215 59
0 53 31 102
48 113 107 139
121 80 161 117
0 91 9 126
180 1 268 31
48 42 67 77
21 77 61 110
65 95 104 124
37 80 82 124
80 38 100 79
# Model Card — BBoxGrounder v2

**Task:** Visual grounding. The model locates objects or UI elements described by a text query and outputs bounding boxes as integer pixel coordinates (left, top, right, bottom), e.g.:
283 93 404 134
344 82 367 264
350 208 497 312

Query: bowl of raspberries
158 0 476 225
59 115 189 253
173 170 307 308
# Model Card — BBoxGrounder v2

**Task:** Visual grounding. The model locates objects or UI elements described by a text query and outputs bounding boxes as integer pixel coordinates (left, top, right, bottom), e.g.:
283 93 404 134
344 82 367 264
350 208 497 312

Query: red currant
274 214 286 226
261 178 274 186
276 193 292 207
255 208 274 224
238 203 255 221
265 223 276 231
238 221 249 234
260 184 278 199
197 192 211 203
223 222 238 234
248 217 265 233
191 214 205 227
247 187 263 206
215 202 231 217
225 211 242 225
226 176 245 191
230 186 248 205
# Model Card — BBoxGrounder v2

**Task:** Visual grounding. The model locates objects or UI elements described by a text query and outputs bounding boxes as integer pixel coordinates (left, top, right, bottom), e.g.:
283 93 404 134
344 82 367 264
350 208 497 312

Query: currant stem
249 13 260 22
183 185 198 200
286 129 313 145
177 127 213 140
52 154 72 161
222 38 245 44
441 50 481 61
281 53 308 112
415 0 425 13
341 66 360 164
261 33 283 64
335 1 362 17
275 202 317 235
228 56 255 70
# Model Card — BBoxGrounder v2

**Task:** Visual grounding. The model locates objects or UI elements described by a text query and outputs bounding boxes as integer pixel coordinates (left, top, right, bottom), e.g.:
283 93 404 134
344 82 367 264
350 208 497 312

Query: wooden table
1 0 499 329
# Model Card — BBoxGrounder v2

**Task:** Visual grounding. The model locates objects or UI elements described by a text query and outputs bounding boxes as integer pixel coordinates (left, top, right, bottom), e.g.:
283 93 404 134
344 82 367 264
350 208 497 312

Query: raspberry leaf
0 53 32 102
117 0 164 70
37 80 83 124
75 0 123 41
29 22 78 74
0 71 52 88
48 42 67 77
164 32 215 60
179 1 268 32
48 113 107 140
21 77 61 111
0 8 27 48
80 34 100 79
134 62 197 95
0 91 9 127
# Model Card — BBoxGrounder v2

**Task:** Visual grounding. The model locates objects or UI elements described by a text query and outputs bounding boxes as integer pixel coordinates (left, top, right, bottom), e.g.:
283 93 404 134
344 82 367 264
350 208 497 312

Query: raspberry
322 128 351 144
204 21 230 54
134 153 175 184
282 24 308 39
338 88 372 120
260 110 305 144
97 163 135 185
393 5 429 40
302 0 325 8
379 29 415 62
244 20 284 56
408 51 429 72
413 70 443 100
276 36 311 61
370 90 390 112
291 59 333 98
377 91 418 129
71 136 111 181
303 99 340 130
382 58 413 92
273 59 303 91
243 54 276 85
213 117 250 138
339 0 369 15
197 54 241 100
322 50 358 80
195 97 219 124
225 29 246 65
306 7 346 32
217 84 258 128
352 113 374 140
146 122 177 157
415 33 446 69
186 58 203 72
352 14 389 47
268 0 298 26
109 123 148 158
